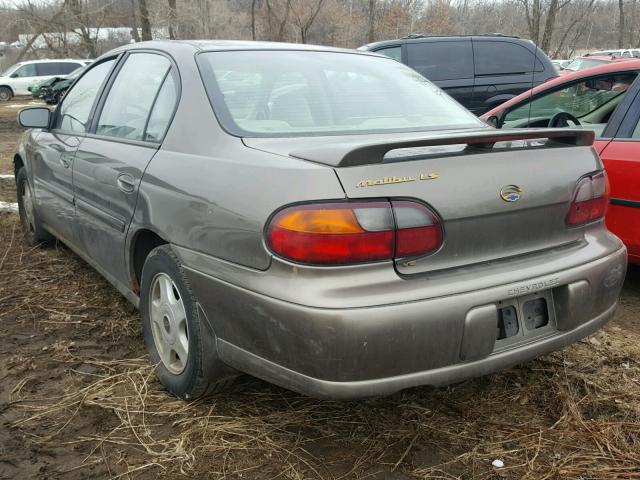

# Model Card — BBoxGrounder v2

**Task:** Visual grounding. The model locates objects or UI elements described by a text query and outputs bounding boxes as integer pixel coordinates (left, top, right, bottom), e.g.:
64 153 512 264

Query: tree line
0 0 636 62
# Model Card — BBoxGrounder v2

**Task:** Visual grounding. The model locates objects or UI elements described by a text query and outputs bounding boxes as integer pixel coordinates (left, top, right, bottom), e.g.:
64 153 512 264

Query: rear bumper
182 243 627 399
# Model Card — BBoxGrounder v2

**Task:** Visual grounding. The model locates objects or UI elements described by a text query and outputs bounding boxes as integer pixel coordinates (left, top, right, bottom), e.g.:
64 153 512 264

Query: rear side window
375 46 401 62
59 62 82 74
36 63 62 76
406 41 473 81
144 73 178 142
56 59 115 133
474 41 536 75
96 53 171 141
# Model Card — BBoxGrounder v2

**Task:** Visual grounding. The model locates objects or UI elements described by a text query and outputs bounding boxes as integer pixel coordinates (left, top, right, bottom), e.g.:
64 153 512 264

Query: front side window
96 53 171 141
375 46 401 62
198 50 482 137
474 42 535 75
12 64 37 78
407 41 473 80
56 59 115 133
502 74 636 136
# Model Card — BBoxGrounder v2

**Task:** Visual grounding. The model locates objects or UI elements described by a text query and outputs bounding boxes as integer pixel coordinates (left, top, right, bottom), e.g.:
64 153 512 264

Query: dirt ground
1 99 639 480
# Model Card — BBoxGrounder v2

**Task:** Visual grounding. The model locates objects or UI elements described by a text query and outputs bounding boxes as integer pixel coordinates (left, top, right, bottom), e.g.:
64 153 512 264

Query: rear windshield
197 50 482 137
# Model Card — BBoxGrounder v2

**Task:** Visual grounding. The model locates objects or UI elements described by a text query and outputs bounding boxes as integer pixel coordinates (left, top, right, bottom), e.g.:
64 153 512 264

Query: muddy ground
0 99 639 479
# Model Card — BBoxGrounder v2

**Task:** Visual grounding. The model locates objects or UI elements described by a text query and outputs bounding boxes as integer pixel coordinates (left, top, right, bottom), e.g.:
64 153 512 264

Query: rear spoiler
289 128 595 168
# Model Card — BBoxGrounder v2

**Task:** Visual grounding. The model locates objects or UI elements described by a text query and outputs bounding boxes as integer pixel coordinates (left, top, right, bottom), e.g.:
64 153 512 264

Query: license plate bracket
495 289 557 349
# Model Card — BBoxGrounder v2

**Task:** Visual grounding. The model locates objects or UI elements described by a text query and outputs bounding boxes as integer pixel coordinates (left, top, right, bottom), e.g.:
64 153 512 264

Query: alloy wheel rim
21 180 35 232
149 273 189 375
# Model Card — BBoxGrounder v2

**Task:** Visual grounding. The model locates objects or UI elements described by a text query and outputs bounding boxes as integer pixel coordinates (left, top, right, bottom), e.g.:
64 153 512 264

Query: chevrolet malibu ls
14 41 627 400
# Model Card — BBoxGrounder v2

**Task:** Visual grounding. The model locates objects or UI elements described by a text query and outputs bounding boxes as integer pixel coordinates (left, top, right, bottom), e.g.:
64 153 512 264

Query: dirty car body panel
15 41 627 399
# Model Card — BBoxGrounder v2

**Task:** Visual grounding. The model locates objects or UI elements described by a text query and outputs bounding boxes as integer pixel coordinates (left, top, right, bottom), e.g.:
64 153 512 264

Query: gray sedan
14 41 627 399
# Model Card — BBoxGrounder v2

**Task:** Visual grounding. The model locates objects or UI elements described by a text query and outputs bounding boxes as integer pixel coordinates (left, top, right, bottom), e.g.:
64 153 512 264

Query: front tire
16 167 53 246
140 245 232 399
0 86 13 101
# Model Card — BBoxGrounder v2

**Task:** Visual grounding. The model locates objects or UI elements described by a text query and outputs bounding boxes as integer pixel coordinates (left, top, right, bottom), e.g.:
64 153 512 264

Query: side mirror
485 115 500 128
18 107 51 129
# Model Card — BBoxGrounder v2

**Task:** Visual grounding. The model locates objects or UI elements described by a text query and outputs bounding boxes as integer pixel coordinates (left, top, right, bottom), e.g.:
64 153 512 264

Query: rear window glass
407 41 473 80
197 50 482 137
474 41 536 75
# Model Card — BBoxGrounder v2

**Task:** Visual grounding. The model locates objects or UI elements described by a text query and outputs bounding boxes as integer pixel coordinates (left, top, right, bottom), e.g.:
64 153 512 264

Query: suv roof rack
400 33 520 40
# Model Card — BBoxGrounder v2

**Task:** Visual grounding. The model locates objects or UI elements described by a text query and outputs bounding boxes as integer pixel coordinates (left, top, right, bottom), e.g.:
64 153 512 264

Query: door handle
60 154 72 168
116 173 136 193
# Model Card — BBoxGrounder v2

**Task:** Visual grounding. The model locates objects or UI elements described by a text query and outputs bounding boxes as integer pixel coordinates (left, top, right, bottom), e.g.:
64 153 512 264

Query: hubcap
21 180 35 232
0 90 8 101
149 273 189 374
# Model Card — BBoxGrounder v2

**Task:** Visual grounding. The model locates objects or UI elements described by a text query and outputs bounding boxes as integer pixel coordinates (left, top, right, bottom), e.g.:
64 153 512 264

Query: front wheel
0 86 13 101
16 167 53 246
140 245 233 399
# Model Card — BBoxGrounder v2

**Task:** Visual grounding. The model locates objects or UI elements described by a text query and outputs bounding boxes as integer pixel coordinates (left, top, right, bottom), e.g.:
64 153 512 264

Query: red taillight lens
267 200 443 265
566 171 609 227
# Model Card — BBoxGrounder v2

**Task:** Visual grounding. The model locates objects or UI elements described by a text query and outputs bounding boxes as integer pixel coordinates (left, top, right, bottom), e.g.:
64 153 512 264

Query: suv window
406 41 473 81
56 59 115 133
375 46 401 62
12 64 37 77
59 62 81 74
97 53 171 141
474 41 536 75
36 63 62 76
144 72 178 142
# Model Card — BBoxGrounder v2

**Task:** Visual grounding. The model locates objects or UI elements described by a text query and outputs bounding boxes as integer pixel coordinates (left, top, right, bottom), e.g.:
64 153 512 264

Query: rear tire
140 245 233 399
0 87 13 101
16 167 53 246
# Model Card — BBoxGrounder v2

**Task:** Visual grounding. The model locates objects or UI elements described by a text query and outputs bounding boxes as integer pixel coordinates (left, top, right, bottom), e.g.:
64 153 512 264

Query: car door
405 40 474 109
9 63 40 95
597 84 640 263
32 59 117 244
472 40 537 115
72 51 179 285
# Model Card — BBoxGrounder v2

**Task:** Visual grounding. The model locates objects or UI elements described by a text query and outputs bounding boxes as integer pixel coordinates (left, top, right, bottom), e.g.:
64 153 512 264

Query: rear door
405 40 474 109
72 51 179 285
472 39 538 115
597 85 640 262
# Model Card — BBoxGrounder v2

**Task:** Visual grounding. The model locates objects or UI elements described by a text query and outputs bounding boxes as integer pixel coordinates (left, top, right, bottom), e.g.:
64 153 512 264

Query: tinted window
474 41 535 75
199 50 482 136
96 53 171 141
56 59 115 133
36 63 62 76
375 46 401 62
12 64 37 77
59 62 82 74
144 73 178 142
406 41 473 81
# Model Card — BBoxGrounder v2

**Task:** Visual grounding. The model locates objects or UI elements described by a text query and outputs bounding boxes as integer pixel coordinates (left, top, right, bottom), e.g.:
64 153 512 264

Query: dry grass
1 210 640 479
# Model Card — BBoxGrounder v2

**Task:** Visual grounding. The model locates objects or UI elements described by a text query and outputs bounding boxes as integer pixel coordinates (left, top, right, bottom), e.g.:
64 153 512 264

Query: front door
73 52 179 285
32 59 117 244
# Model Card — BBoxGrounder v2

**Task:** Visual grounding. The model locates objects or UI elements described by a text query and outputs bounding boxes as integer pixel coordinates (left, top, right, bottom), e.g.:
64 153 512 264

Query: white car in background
0 59 91 100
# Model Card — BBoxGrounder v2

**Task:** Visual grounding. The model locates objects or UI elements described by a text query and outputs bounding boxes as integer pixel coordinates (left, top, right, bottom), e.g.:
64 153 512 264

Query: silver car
14 41 627 399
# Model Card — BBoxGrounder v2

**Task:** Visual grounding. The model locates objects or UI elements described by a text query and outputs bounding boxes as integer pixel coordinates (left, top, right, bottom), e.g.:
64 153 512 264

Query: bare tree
168 0 177 39
251 0 258 40
138 0 152 40
618 0 625 48
292 0 325 43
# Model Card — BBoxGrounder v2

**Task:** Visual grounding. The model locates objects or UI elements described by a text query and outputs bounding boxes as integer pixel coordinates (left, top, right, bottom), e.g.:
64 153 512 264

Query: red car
482 60 640 264
558 55 635 75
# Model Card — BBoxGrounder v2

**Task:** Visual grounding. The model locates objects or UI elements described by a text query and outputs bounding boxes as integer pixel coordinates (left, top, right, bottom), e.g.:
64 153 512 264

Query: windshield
197 50 482 137
564 58 608 72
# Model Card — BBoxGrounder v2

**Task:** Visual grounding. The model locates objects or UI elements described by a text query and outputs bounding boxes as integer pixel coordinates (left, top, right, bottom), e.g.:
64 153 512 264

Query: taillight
566 171 609 227
267 200 443 265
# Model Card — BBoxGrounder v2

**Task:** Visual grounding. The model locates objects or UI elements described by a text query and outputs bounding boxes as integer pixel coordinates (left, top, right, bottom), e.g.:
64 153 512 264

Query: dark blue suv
359 34 557 115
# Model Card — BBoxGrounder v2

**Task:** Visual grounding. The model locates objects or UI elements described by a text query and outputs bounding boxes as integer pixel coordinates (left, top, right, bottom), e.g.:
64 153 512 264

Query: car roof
112 39 380 57
580 54 634 62
361 34 535 50
481 59 640 118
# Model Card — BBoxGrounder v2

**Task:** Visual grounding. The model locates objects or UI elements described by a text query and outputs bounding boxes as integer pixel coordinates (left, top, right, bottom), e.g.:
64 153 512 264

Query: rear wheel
16 167 53 246
140 245 233 399
0 87 13 101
